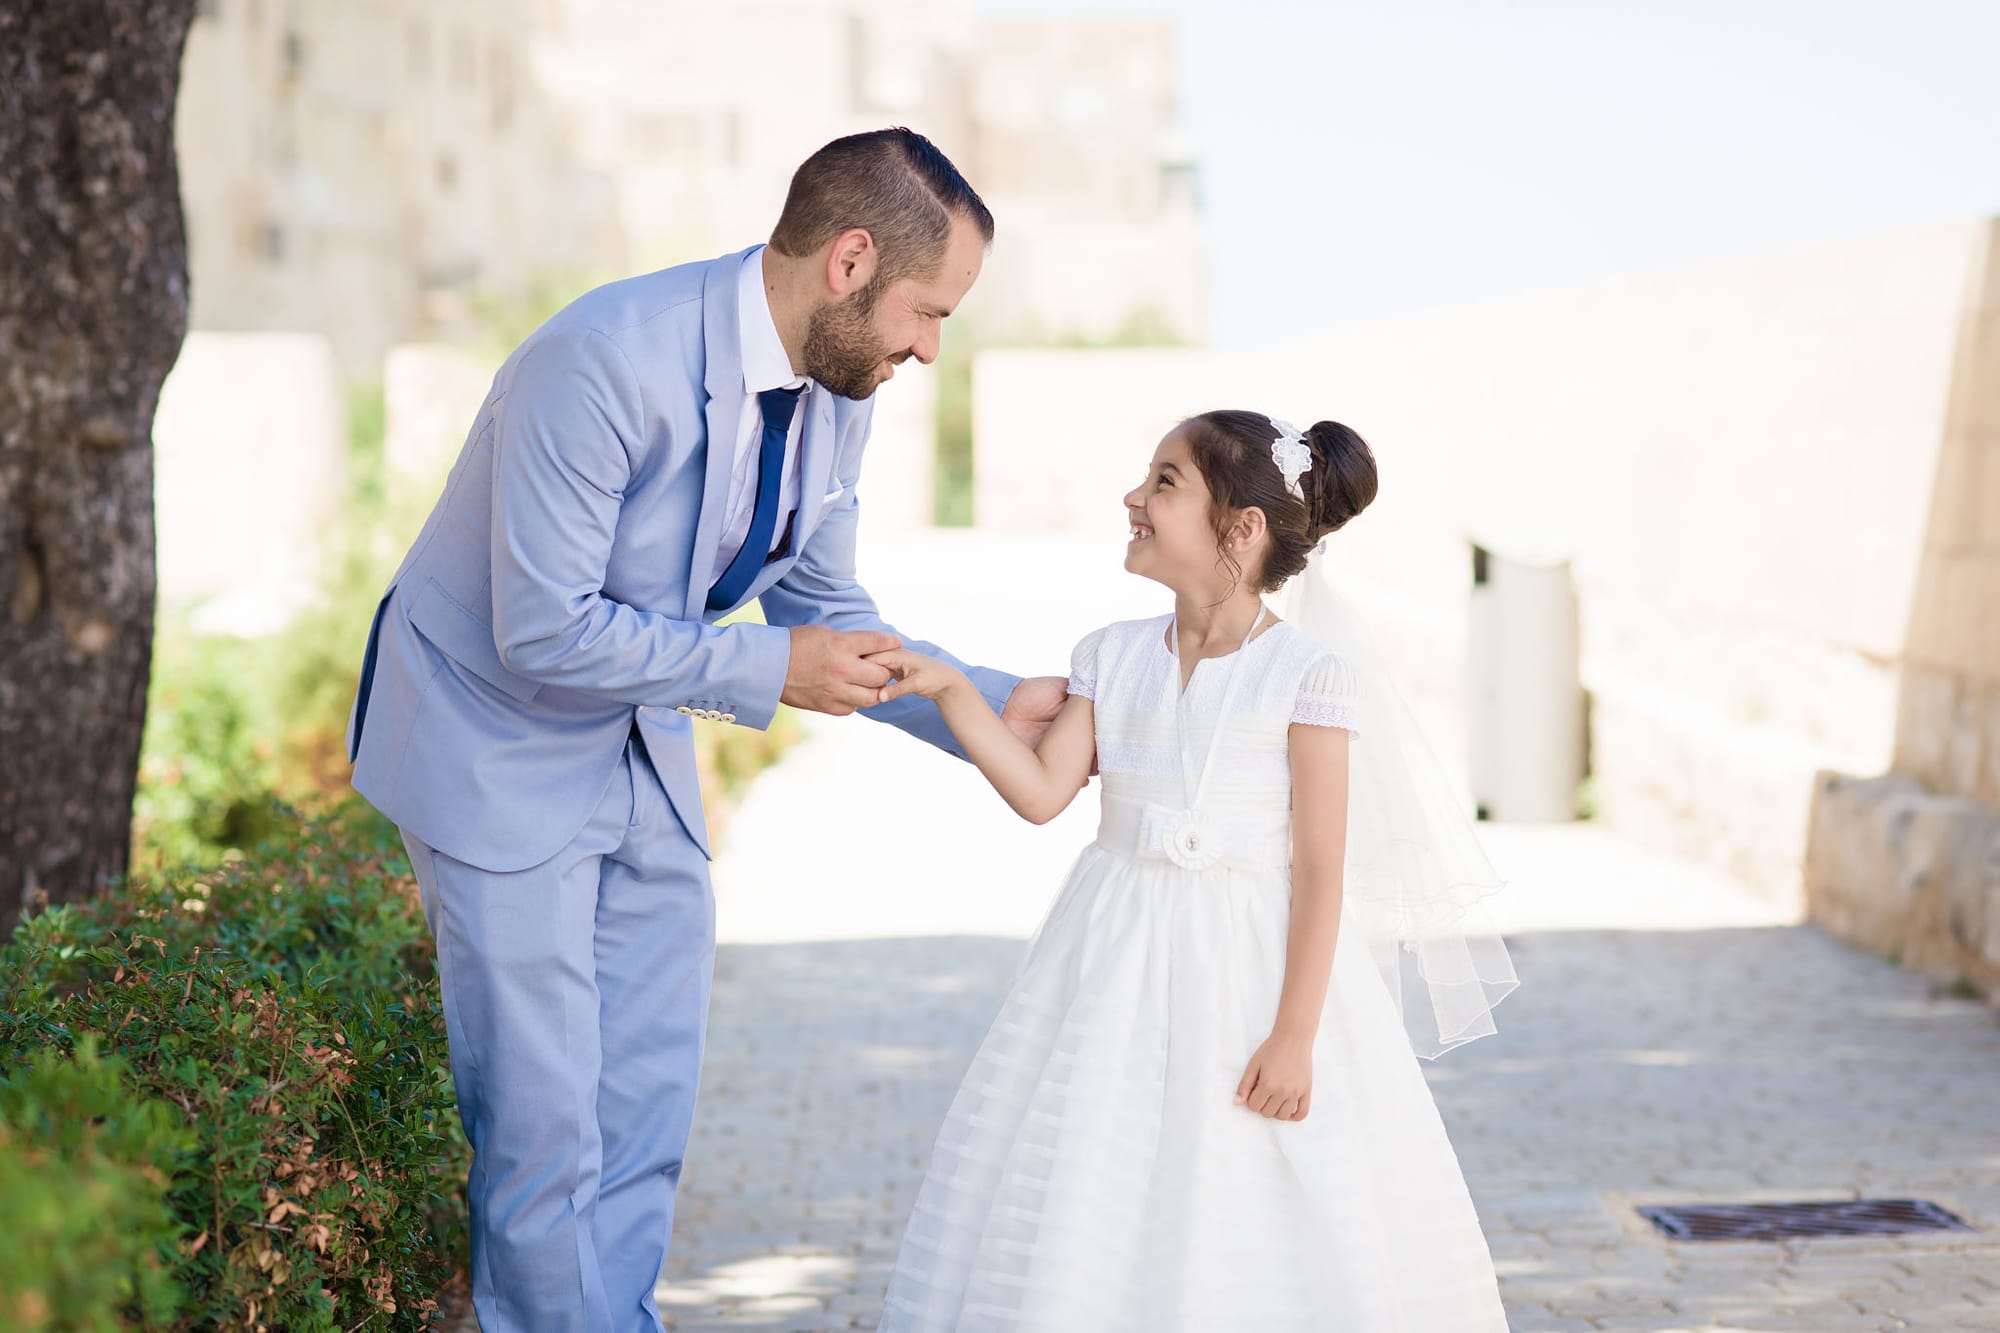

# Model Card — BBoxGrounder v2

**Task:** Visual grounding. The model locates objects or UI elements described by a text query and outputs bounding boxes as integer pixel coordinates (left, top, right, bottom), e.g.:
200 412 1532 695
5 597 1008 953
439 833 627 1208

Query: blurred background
149 0 2000 994
12 1 2000 1328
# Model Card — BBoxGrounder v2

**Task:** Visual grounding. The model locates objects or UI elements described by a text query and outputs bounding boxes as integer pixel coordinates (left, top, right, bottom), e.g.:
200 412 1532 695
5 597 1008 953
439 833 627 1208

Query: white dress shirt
710 245 813 586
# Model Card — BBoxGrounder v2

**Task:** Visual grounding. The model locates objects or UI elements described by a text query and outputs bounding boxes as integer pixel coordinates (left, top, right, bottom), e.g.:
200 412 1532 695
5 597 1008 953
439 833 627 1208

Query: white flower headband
1267 418 1311 501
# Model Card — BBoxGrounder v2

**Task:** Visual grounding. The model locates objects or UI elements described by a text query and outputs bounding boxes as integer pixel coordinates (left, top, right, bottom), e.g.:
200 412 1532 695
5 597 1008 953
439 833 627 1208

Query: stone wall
383 343 496 505
1890 221 2000 812
1808 773 2000 992
1805 219 2000 996
153 333 346 637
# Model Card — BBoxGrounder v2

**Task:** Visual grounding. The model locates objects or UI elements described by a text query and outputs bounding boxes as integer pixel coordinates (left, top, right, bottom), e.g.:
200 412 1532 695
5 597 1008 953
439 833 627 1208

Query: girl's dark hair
1179 410 1379 593
770 127 995 285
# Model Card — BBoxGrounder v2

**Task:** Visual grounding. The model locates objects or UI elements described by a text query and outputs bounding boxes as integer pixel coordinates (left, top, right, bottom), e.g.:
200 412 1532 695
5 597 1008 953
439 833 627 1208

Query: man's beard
802 280 896 400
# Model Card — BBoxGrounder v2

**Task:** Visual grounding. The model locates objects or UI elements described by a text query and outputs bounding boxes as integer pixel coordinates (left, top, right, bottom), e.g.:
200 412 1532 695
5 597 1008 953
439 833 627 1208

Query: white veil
1278 563 1520 1059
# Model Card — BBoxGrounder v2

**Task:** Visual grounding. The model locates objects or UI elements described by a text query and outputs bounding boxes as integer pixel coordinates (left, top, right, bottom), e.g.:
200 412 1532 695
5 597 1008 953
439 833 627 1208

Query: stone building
178 0 1204 370
176 0 624 374
532 0 1205 345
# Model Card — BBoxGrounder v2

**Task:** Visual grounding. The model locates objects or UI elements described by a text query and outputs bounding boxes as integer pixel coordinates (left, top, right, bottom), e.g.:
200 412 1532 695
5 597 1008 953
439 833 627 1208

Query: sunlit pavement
656 529 2000 1332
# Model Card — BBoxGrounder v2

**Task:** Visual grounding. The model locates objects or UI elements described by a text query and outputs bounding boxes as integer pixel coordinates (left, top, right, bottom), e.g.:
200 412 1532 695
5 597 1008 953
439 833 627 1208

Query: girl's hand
1234 1032 1313 1121
867 648 969 704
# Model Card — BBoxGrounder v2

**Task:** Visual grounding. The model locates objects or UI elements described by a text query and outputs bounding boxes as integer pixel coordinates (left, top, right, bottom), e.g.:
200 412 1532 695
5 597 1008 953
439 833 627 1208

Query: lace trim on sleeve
1292 695 1361 733
1293 651 1360 734
1067 626 1107 700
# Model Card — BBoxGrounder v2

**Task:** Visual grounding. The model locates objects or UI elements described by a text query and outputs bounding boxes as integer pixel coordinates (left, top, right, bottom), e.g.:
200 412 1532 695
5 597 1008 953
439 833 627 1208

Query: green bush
0 1042 191 1331
0 817 465 1332
132 629 293 871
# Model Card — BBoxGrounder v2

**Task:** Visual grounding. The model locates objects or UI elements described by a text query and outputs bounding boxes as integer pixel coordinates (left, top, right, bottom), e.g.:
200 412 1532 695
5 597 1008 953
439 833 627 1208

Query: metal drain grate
1638 1198 1975 1242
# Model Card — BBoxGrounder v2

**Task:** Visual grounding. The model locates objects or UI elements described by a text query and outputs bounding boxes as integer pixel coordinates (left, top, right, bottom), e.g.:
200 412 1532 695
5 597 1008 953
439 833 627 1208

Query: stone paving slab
662 922 2000 1331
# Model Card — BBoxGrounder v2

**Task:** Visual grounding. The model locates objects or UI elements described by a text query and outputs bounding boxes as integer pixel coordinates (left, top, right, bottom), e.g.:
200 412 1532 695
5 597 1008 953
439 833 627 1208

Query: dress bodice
1067 613 1361 871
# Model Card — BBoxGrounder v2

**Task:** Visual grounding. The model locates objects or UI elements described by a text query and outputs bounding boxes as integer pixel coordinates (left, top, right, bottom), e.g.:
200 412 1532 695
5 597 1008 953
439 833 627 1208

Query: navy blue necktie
707 385 804 611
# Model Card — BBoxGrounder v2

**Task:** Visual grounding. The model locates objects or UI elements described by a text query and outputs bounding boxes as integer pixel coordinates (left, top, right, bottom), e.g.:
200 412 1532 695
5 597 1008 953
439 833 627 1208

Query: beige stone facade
971 219 2000 976
533 0 1204 344
176 0 624 374
1892 221 2000 811
1809 219 2000 994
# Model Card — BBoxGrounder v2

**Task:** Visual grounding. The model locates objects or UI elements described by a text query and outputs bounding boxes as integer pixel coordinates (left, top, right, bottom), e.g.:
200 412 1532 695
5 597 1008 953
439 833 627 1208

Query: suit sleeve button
721 712 737 724
675 705 693 715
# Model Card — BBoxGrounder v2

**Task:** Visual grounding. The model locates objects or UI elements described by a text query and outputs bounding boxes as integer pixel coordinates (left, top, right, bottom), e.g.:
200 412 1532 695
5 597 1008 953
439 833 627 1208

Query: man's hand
1000 676 1070 751
783 626 900 716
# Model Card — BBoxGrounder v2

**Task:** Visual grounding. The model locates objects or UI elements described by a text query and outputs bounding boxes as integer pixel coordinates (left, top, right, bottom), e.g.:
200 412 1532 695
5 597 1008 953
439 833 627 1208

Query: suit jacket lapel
795 391 839 537
686 247 758 620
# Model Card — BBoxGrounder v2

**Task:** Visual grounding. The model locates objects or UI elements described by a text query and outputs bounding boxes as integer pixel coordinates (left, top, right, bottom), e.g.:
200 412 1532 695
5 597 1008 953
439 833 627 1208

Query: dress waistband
1095 793 1292 871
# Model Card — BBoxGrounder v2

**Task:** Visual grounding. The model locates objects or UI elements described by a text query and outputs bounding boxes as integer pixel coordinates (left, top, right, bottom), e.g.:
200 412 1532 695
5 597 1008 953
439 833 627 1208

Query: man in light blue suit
345 129 1066 1332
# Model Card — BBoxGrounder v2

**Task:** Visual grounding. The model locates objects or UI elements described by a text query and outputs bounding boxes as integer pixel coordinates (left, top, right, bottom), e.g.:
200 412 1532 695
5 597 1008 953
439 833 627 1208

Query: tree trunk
0 0 197 934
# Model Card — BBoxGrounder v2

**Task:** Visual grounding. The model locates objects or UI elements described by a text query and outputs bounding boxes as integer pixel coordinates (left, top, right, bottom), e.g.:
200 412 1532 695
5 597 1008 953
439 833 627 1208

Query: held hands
782 626 903 716
788 628 1076 738
868 648 968 703
1235 1031 1313 1121
868 660 1084 761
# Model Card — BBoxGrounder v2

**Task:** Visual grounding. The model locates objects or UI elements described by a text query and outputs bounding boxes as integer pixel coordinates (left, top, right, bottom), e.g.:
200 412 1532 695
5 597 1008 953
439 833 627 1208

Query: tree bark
0 0 197 934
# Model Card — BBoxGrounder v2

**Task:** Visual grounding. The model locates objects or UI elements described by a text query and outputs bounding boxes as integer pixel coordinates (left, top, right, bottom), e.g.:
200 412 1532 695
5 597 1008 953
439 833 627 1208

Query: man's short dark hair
769 127 995 284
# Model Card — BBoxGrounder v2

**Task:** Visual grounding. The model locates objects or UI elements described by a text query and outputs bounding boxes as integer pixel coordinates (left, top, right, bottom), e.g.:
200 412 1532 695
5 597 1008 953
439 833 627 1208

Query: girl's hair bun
1301 420 1378 541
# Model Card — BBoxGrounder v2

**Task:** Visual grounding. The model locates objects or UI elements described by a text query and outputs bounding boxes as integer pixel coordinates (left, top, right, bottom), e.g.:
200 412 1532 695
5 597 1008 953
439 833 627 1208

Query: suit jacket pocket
406 577 543 703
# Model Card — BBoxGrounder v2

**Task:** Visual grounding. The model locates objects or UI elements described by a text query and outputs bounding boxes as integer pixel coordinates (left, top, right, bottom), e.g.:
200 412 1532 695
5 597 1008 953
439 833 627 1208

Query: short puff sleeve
1293 652 1361 735
1067 626 1109 700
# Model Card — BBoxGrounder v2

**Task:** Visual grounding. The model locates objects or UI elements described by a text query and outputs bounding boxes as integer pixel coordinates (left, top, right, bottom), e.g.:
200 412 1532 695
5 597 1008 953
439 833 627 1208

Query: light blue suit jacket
346 247 1018 872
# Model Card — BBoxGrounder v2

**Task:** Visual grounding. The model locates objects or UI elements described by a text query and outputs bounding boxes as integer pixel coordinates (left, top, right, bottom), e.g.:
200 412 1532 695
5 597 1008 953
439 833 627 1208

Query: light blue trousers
401 729 713 1332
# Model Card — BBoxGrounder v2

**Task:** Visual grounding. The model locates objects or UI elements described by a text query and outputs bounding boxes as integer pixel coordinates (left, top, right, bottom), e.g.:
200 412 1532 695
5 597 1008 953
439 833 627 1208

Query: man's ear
824 228 878 298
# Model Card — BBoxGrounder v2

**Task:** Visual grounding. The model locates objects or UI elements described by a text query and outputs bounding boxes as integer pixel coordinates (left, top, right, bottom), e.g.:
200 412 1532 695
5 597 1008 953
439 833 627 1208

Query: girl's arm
869 649 1097 824
1235 720 1352 1121
1273 721 1351 1036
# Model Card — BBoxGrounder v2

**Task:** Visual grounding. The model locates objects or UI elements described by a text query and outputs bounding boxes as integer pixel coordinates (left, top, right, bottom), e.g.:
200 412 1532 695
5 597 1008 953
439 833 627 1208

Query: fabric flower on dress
1160 808 1224 871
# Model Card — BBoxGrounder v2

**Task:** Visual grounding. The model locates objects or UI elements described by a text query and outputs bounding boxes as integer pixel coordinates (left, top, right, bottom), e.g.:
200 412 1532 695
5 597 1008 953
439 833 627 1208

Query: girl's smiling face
1123 428 1221 588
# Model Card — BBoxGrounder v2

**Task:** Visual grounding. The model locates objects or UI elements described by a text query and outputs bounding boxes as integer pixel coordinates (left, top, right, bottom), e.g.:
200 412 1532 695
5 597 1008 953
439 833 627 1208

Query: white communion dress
879 611 1510 1332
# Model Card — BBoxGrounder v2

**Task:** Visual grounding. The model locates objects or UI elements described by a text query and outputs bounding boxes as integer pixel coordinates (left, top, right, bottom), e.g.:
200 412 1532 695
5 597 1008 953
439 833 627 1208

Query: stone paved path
655 531 2000 1332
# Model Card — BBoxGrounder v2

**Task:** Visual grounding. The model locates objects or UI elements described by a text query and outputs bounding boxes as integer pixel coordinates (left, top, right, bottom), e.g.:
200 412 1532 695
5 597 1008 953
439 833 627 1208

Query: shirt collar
738 245 809 396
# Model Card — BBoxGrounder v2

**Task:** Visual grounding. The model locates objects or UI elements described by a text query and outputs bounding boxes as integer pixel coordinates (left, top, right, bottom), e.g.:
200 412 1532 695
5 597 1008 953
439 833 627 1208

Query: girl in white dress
867 410 1517 1331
